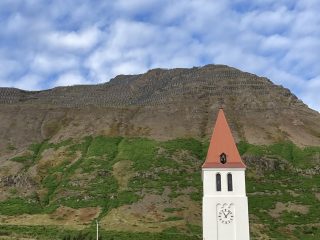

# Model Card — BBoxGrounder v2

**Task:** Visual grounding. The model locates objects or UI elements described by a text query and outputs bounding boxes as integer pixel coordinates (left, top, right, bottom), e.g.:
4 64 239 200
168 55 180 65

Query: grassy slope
0 137 319 239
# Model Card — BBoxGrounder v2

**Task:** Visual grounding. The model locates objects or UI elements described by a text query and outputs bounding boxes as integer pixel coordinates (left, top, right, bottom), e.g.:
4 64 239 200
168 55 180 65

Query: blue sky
0 0 319 111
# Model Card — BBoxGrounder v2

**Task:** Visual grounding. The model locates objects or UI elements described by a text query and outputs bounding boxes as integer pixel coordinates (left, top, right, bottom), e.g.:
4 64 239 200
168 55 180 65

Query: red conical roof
202 109 246 168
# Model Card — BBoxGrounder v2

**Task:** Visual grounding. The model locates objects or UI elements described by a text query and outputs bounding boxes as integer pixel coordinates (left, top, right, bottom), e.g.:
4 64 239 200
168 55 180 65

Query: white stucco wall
202 168 250 240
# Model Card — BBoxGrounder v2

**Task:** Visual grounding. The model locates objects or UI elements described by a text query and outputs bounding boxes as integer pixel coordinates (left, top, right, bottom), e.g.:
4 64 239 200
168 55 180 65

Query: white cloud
0 58 21 79
210 44 270 75
300 76 320 112
30 53 79 74
84 20 159 81
264 67 305 88
85 18 205 82
14 74 43 91
111 61 148 77
5 13 27 33
114 0 161 14
44 27 101 51
54 71 91 87
284 37 320 72
261 35 291 51
240 6 294 34
109 20 159 50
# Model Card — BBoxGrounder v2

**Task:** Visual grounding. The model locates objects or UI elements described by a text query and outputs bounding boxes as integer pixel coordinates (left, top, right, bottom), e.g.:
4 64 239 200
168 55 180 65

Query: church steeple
202 108 246 168
202 108 250 240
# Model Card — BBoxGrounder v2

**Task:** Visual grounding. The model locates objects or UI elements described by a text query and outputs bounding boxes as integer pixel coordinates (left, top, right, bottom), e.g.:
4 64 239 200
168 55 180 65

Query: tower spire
203 109 246 168
202 108 250 240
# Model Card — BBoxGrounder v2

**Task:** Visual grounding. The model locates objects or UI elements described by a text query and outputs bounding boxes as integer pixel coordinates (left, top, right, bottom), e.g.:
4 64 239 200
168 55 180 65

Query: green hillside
0 137 320 239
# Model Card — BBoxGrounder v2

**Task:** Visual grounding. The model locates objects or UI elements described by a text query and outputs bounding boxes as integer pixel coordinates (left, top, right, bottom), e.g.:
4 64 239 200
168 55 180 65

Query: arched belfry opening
216 173 221 191
227 173 233 191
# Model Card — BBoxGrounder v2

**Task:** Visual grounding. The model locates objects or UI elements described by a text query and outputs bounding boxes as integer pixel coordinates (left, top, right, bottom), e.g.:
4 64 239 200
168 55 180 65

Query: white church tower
202 108 250 240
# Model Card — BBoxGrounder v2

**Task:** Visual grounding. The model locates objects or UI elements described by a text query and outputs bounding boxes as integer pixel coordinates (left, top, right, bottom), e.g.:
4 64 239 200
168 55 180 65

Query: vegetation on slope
0 137 319 239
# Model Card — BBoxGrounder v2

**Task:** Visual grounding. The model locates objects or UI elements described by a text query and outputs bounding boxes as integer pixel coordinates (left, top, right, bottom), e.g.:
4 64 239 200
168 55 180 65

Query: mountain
0 64 319 239
1 64 320 154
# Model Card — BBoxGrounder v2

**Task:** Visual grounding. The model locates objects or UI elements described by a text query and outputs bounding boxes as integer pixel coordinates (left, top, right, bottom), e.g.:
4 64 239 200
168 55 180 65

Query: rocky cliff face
1 64 320 155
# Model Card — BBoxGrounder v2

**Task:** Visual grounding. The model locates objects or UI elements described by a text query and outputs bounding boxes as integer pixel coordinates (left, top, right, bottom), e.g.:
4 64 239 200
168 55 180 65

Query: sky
0 0 319 112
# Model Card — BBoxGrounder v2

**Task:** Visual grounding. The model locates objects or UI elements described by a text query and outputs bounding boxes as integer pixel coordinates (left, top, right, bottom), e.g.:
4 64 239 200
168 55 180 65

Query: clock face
218 207 234 224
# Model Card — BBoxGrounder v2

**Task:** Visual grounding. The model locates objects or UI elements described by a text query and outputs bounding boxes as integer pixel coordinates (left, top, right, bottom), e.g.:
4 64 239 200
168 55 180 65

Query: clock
218 207 234 224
